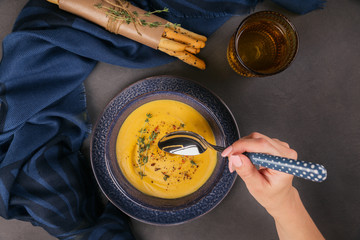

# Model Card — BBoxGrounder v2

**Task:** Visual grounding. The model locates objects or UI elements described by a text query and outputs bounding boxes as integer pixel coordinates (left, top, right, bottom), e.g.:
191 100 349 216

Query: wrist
267 188 325 240
266 187 303 219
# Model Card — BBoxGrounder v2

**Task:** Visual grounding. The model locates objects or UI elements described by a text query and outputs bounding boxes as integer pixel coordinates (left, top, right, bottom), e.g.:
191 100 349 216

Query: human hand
221 132 299 216
222 132 325 239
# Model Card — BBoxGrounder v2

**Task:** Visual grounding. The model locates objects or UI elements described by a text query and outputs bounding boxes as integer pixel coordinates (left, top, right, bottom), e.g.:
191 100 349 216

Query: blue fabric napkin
272 0 325 14
0 0 324 239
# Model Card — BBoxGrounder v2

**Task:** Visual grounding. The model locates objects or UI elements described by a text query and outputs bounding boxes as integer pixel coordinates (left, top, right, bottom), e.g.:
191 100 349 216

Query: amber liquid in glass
237 20 288 74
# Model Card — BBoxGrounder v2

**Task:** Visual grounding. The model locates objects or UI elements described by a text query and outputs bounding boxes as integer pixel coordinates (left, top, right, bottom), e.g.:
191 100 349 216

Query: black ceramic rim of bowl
90 75 240 225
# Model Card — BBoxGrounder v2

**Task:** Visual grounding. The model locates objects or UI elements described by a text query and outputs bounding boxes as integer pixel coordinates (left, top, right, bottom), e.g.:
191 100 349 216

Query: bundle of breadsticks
47 0 207 70
158 26 207 70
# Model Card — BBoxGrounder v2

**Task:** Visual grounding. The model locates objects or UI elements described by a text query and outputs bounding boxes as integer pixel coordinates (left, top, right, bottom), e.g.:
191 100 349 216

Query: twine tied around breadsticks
47 0 207 70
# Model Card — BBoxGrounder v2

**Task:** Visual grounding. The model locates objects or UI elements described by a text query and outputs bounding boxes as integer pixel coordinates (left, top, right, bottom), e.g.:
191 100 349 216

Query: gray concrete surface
1 0 360 239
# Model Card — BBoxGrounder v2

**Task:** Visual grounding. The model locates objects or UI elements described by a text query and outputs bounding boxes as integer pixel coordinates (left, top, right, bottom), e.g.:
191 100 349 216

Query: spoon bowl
158 131 225 155
158 131 327 182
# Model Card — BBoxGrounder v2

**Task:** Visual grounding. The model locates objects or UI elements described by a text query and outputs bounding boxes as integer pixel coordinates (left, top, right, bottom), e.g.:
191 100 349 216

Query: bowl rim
90 75 240 225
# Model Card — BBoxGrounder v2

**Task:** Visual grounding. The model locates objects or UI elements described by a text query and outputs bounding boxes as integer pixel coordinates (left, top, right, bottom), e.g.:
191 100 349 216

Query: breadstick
159 38 200 54
158 37 188 52
163 28 205 48
47 0 59 4
159 47 205 70
167 24 207 42
185 47 200 55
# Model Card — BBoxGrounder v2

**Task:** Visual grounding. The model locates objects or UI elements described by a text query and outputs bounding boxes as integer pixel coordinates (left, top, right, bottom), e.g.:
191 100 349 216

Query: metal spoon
158 131 327 182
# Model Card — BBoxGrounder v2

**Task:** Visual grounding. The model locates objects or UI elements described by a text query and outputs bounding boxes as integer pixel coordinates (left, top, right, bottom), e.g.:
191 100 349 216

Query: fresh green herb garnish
94 0 179 35
163 173 170 181
149 131 159 142
138 171 146 179
136 113 160 179
190 160 198 166
164 22 181 28
137 136 145 144
139 128 147 133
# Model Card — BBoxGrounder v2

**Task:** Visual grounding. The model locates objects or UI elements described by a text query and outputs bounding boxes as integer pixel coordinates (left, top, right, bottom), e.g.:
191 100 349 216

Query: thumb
229 154 265 188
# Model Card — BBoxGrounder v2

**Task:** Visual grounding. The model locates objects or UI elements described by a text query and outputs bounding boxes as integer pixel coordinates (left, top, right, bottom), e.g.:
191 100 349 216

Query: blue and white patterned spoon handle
245 152 327 182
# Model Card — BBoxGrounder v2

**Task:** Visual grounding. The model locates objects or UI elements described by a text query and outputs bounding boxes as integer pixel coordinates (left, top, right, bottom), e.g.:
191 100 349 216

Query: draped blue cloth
0 0 324 239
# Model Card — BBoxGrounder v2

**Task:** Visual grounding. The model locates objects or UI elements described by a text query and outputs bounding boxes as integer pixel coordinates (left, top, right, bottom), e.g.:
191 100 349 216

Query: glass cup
227 11 299 77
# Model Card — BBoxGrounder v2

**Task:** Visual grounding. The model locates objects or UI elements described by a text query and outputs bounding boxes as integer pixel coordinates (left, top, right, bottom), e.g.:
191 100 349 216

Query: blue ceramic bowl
90 76 239 225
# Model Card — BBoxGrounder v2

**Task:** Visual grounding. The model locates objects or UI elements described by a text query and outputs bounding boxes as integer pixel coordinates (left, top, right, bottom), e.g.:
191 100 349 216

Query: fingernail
229 155 242 168
221 146 233 157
